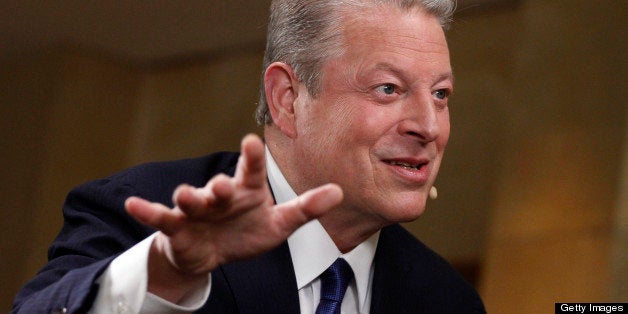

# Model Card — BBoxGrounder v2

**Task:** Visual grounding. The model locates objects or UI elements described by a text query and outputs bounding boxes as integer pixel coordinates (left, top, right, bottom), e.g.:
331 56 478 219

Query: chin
379 197 428 223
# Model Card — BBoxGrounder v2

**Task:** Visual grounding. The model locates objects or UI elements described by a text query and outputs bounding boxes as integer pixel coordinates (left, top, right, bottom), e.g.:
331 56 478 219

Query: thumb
273 183 343 232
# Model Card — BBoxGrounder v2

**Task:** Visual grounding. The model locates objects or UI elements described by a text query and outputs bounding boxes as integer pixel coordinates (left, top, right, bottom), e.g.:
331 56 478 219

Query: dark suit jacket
13 152 485 313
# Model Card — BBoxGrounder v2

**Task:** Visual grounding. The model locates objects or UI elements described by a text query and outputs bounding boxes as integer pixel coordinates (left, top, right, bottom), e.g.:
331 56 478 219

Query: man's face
291 6 452 227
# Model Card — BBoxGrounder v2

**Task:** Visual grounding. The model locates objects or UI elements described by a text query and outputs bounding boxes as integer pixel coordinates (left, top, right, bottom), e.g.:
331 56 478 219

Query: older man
13 0 485 313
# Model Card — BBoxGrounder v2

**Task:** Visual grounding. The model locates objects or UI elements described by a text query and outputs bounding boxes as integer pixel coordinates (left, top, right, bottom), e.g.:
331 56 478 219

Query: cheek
310 97 369 142
295 99 356 165
342 98 401 140
301 93 399 164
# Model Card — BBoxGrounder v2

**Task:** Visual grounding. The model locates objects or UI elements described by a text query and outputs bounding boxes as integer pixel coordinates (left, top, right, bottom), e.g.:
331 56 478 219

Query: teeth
388 161 419 170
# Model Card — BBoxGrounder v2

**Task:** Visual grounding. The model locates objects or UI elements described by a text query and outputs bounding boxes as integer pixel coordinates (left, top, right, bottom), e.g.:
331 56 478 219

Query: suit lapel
369 225 413 314
209 156 299 313
220 242 300 313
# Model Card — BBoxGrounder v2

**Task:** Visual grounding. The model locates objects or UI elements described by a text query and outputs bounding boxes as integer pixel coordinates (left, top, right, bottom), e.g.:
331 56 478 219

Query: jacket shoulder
12 151 241 313
373 224 486 313
78 151 241 206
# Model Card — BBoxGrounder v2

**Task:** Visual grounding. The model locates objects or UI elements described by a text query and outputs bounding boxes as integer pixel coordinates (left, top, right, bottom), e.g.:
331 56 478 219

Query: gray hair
255 0 456 125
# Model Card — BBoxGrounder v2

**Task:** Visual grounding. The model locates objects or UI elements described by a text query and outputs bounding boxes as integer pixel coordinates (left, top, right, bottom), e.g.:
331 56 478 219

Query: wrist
147 233 210 304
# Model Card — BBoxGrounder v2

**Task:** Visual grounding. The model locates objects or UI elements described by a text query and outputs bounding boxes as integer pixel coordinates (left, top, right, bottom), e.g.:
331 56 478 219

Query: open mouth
383 160 426 171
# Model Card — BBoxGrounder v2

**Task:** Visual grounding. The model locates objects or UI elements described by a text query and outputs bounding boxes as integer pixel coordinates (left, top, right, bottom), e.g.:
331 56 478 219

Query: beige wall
474 1 626 312
612 112 628 301
1 0 625 311
0 50 264 310
127 53 263 164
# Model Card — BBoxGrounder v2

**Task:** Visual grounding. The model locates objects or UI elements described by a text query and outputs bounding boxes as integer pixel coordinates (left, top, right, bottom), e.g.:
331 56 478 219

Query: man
13 0 486 312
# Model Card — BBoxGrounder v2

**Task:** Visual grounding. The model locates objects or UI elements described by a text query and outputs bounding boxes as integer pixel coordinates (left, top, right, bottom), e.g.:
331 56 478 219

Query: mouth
381 158 431 183
384 160 425 170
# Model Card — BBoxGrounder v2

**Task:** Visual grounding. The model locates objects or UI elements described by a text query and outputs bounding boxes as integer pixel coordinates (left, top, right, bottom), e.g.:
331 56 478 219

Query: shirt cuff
90 232 212 313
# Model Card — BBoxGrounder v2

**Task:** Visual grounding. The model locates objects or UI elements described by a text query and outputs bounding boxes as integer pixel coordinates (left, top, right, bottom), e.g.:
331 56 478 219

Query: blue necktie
315 258 354 314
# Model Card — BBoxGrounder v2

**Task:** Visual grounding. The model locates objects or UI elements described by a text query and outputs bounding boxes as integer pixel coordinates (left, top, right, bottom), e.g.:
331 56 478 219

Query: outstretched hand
125 134 343 302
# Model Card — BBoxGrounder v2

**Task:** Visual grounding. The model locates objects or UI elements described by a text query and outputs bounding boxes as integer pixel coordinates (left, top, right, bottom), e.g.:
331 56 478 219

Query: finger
209 174 235 206
175 175 235 218
172 184 210 213
126 196 183 235
172 183 216 217
273 183 343 233
235 134 267 189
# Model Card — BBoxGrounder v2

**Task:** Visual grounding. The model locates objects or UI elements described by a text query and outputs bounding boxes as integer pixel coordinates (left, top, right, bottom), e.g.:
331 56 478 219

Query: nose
396 93 443 143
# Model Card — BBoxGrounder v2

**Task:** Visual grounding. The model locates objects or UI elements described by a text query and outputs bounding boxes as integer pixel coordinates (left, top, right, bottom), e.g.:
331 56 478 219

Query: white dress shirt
90 147 379 313
267 147 379 314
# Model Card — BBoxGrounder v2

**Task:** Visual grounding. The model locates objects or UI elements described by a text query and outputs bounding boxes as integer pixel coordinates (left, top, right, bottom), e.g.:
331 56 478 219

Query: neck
264 127 387 253
318 209 386 253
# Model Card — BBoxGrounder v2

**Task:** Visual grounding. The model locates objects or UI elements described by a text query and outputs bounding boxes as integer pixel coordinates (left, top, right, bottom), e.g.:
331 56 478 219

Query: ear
264 62 300 138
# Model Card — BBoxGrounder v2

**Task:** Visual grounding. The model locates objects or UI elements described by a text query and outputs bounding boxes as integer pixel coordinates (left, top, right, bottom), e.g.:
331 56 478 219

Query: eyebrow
439 71 455 85
373 62 455 85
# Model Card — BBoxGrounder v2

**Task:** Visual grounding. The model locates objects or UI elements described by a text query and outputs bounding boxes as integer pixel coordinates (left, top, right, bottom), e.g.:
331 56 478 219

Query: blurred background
1 0 626 312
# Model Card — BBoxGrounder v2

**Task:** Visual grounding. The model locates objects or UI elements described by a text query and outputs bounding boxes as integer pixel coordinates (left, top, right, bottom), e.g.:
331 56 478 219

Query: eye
375 84 397 95
433 89 449 100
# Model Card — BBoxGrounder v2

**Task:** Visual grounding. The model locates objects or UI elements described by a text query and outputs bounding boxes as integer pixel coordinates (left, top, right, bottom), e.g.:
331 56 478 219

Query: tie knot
316 258 354 314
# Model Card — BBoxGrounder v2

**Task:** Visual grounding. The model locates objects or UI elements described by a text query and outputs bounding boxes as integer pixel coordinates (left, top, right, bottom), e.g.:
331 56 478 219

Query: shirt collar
265 146 379 308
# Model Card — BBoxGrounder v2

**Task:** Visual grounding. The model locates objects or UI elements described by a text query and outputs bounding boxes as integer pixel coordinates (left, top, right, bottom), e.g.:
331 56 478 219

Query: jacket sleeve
12 153 239 313
12 173 155 313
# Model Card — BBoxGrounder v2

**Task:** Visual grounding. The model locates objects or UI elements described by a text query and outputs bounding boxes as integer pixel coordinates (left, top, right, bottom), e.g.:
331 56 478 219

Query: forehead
331 5 451 77
341 5 447 52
